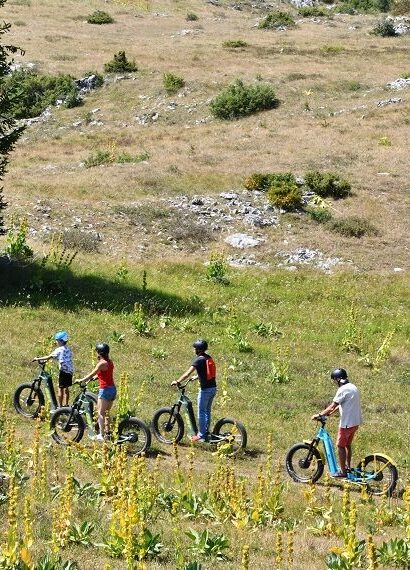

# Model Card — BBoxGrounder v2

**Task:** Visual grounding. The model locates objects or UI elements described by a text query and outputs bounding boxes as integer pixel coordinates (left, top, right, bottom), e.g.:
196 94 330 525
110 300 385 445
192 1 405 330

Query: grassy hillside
1 0 409 270
0 257 409 568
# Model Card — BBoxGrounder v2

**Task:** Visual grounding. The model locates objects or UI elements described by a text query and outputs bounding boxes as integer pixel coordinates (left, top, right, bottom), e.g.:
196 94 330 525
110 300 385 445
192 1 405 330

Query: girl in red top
75 343 117 442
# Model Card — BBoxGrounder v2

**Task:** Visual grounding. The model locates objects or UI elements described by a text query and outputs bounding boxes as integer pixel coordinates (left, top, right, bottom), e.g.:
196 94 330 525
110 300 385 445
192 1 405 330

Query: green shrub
306 206 333 223
327 216 379 238
207 253 229 285
222 39 248 48
5 218 33 260
267 179 303 211
209 79 278 120
371 18 398 36
186 12 199 21
244 173 273 192
87 10 114 24
163 72 185 94
64 90 82 108
298 6 331 16
244 172 296 192
258 11 296 29
104 51 138 73
84 150 112 168
304 171 351 199
5 70 80 118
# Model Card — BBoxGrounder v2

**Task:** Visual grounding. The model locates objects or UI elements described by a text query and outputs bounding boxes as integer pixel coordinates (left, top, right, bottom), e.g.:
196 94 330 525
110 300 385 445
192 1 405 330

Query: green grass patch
327 216 379 237
222 39 248 49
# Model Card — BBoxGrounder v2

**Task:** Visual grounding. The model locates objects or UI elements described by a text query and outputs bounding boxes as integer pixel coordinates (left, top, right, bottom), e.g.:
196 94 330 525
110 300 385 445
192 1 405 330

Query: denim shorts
98 386 117 401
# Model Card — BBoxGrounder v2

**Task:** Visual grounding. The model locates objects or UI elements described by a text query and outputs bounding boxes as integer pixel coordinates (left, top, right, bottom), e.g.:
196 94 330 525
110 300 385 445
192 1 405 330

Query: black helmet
331 368 348 381
193 339 208 351
96 342 110 357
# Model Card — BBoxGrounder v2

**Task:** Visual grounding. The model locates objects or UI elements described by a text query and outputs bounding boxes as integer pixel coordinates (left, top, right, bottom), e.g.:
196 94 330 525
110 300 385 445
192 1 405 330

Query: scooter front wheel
117 417 151 455
13 383 45 418
286 443 324 483
152 407 184 444
50 407 85 445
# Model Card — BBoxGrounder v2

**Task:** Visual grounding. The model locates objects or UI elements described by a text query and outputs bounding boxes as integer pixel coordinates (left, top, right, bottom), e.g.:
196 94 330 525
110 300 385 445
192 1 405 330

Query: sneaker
92 434 104 442
331 471 347 478
191 434 204 442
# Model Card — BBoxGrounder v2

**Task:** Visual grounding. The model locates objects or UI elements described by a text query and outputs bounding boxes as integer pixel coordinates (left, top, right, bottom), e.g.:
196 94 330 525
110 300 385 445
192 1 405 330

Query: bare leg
346 444 352 469
98 398 114 436
63 388 69 406
338 446 348 474
58 387 63 407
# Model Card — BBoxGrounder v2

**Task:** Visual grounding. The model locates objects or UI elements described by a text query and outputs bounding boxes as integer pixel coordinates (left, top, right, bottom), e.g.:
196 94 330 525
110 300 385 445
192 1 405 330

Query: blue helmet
54 331 69 342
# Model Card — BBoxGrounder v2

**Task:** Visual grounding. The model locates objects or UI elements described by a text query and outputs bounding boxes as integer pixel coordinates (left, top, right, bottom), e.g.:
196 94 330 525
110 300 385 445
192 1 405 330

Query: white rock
224 233 263 248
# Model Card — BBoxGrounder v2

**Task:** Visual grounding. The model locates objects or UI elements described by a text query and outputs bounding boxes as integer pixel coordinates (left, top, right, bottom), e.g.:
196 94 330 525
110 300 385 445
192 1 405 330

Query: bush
244 172 296 192
306 206 333 223
5 70 80 119
372 18 398 35
87 10 114 24
209 79 278 120
163 72 185 94
84 150 112 168
244 173 273 192
223 39 248 48
298 6 331 16
104 51 138 73
304 171 351 199
259 11 295 29
267 179 303 211
186 12 199 21
327 216 379 238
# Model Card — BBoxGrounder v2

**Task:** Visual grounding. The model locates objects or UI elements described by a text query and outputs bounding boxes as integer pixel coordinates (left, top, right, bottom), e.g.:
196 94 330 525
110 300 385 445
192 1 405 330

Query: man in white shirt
312 368 362 478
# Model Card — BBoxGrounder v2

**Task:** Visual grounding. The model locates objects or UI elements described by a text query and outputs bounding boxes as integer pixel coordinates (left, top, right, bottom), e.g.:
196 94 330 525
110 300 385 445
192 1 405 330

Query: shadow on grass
0 258 202 316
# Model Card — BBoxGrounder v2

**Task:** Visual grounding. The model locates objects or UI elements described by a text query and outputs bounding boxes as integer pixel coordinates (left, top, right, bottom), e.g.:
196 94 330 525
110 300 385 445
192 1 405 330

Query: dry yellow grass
1 0 409 270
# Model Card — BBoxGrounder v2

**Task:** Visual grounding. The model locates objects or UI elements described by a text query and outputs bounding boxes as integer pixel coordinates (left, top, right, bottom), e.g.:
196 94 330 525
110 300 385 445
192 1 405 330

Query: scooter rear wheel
358 454 398 497
211 417 247 455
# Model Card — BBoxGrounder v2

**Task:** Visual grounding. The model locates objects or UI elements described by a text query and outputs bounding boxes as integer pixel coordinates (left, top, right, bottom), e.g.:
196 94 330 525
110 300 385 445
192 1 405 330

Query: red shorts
337 426 358 447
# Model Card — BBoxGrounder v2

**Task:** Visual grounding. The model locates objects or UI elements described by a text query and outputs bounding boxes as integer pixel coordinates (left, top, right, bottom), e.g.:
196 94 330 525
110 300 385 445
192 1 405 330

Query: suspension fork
28 378 42 402
304 438 321 460
166 401 182 425
43 374 58 410
61 404 81 432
